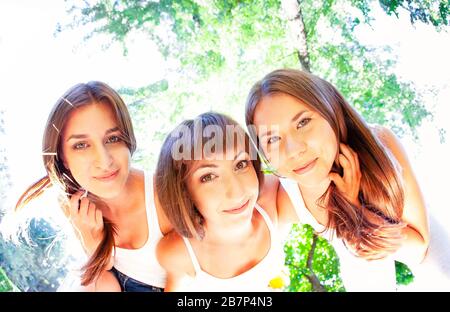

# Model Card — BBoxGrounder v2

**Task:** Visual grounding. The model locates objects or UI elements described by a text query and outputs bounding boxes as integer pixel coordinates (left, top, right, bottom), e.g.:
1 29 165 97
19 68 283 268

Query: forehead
187 145 247 172
253 93 310 127
63 102 118 136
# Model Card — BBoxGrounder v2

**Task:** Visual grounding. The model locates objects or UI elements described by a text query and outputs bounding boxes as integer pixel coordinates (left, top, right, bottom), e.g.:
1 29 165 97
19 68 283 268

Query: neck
298 178 331 206
202 209 258 245
98 168 142 218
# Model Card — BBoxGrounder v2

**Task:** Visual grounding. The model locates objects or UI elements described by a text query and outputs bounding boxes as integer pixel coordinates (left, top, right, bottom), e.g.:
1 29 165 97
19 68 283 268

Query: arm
257 174 299 233
156 231 195 292
376 127 430 265
61 191 114 270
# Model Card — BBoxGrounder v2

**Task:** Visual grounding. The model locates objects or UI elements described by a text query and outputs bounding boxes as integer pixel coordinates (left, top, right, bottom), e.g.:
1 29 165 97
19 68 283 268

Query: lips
224 199 250 214
293 158 317 175
94 169 120 181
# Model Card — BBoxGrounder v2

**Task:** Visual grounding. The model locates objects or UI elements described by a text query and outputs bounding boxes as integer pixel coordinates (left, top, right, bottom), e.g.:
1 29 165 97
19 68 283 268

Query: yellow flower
269 276 285 289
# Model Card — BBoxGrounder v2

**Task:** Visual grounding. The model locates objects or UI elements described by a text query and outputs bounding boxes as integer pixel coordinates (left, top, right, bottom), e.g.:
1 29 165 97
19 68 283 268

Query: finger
340 144 357 181
68 191 84 218
59 198 71 218
95 209 103 227
345 144 361 180
79 197 90 217
87 202 96 224
80 189 88 200
338 154 352 185
329 172 345 191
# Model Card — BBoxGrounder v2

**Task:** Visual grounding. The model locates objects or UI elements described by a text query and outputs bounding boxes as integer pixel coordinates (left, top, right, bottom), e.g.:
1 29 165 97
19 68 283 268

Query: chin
290 172 325 187
92 183 125 199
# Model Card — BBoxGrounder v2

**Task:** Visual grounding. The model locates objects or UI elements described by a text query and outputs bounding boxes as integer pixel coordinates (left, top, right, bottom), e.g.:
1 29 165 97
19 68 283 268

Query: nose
94 144 114 170
285 135 306 160
225 173 245 201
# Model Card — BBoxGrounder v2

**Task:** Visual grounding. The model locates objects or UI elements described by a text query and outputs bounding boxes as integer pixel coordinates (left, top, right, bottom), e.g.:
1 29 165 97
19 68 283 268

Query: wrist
82 232 102 257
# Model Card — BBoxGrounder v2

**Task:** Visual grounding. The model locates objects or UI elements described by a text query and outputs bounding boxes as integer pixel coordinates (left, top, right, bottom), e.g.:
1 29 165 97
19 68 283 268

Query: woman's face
186 146 259 227
61 102 131 199
253 93 338 187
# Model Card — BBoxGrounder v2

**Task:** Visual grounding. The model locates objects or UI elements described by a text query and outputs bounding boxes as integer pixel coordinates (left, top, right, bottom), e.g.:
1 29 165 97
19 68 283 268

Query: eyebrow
291 110 308 123
192 151 245 173
259 110 308 139
66 127 120 142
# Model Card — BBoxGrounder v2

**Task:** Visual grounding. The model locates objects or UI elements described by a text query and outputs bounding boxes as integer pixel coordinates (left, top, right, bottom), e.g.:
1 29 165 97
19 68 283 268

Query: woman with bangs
155 112 295 292
16 81 172 291
245 68 429 291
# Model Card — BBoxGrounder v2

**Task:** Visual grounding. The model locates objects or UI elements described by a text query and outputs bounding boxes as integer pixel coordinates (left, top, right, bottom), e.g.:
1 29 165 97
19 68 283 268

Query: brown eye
73 142 88 150
200 174 215 183
106 135 121 144
297 118 311 129
267 136 280 145
235 160 249 170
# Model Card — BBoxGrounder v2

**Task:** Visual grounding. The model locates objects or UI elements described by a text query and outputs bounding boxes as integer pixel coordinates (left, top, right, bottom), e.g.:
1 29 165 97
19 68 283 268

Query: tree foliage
379 0 449 29
0 266 16 292
0 218 72 292
58 0 440 292
2 0 439 291
284 224 345 292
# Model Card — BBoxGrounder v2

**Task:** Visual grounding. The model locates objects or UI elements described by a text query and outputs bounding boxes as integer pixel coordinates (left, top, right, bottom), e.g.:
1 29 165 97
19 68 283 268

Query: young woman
155 112 294 291
245 68 430 291
16 81 172 291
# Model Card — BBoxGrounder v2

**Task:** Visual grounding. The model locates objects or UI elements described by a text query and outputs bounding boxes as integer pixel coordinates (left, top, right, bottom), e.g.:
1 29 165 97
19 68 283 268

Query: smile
94 169 120 181
224 199 250 214
293 158 317 175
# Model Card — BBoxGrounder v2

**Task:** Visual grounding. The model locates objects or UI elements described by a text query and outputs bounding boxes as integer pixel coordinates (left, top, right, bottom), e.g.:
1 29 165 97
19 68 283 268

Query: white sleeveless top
113 171 167 288
280 178 397 292
179 204 285 292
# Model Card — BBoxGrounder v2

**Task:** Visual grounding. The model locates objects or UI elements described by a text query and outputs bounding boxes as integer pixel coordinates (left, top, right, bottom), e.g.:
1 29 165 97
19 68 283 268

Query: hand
329 143 362 206
68 190 104 256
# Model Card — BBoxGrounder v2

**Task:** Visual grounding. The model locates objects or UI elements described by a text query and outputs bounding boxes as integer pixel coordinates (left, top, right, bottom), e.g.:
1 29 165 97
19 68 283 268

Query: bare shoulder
371 125 409 167
156 231 195 276
130 167 145 184
256 173 299 230
257 174 280 223
276 180 299 225
370 127 429 260
258 174 279 206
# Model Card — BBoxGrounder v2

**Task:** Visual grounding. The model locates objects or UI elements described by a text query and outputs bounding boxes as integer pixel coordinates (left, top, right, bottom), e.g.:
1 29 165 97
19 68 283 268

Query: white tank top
280 178 397 292
113 171 167 288
180 204 285 292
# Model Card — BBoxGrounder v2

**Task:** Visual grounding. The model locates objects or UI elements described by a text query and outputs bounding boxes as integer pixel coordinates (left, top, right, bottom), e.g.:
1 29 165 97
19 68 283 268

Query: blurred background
0 0 449 291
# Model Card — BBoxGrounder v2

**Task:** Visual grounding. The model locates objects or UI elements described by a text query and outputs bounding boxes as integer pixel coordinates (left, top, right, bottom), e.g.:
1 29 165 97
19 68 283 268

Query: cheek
243 169 259 196
187 180 212 213
261 144 284 172
110 144 131 165
64 158 91 188
319 130 338 167
64 152 89 175
192 188 219 219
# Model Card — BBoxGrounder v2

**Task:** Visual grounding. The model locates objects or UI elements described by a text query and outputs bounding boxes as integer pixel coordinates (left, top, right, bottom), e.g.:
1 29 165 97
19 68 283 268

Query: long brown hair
245 69 405 260
16 81 136 285
155 112 263 240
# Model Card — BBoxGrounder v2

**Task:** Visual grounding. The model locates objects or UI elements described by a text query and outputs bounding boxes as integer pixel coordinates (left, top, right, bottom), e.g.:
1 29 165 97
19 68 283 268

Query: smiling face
253 93 338 188
185 147 259 227
61 102 131 199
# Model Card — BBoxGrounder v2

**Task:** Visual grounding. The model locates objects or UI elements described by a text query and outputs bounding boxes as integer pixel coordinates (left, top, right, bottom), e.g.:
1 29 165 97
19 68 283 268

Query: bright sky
0 0 449 290
0 0 166 200
0 2 448 210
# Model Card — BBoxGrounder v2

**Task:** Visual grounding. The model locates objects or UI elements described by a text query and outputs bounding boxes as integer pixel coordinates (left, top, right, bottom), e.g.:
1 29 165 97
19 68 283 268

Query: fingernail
80 189 88 199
